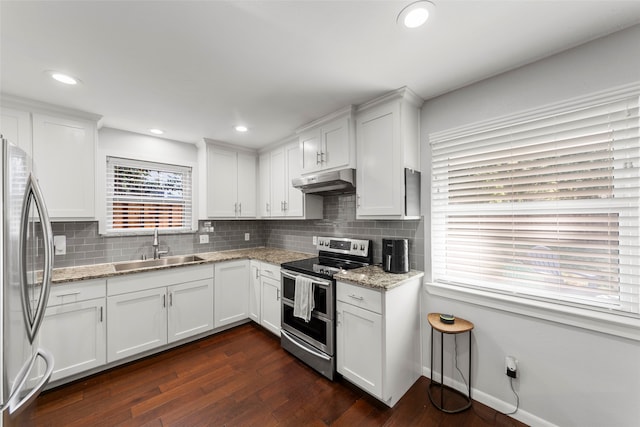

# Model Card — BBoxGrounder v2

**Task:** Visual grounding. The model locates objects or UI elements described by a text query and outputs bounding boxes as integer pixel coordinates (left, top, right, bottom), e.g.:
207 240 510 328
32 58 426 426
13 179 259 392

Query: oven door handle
281 329 331 361
281 271 331 288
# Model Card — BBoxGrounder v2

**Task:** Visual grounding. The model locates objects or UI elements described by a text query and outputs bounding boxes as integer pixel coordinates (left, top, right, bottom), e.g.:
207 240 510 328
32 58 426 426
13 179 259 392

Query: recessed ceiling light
397 1 435 29
48 71 79 85
235 125 248 133
149 128 164 135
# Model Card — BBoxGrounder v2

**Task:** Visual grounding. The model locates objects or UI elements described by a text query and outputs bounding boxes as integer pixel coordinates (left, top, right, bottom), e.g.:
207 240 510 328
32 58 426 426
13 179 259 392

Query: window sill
425 281 640 342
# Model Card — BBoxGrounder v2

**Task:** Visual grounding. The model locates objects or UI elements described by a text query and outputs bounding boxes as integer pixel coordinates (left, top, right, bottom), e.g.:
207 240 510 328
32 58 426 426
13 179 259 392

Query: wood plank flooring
28 323 528 426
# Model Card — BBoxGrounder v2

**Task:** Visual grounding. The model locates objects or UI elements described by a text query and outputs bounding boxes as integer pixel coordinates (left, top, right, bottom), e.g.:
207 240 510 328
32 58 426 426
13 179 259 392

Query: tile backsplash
51 195 424 271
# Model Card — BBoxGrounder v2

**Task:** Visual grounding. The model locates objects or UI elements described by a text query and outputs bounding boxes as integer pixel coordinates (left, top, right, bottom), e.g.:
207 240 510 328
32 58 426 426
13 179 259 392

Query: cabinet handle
320 151 326 163
100 306 103 323
238 203 242 216
255 268 260 279
316 151 321 165
169 293 173 307
356 194 361 208
163 294 166 307
277 289 280 301
266 202 270 212
348 294 364 301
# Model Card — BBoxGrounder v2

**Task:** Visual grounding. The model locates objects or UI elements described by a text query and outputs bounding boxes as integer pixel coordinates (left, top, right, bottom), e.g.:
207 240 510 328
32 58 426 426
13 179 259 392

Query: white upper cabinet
355 87 422 219
258 138 322 219
1 98 100 220
200 141 257 219
297 106 355 175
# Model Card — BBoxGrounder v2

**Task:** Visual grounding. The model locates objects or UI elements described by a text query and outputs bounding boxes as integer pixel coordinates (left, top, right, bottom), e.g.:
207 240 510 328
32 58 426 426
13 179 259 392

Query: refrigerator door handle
20 173 54 343
5 348 55 416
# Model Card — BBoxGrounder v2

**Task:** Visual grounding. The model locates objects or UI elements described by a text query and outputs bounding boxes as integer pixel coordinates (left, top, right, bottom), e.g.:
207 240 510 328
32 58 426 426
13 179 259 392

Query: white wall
420 24 640 427
96 127 199 234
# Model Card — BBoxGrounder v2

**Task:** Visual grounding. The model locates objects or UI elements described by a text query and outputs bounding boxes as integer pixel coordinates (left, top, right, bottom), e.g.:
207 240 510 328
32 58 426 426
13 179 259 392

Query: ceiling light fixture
234 125 248 133
149 128 164 135
48 71 79 85
397 1 435 29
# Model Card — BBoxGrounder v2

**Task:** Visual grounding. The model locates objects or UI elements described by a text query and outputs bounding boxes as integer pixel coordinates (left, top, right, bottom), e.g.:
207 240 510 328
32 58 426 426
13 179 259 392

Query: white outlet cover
53 235 66 255
244 233 250 241
199 234 209 244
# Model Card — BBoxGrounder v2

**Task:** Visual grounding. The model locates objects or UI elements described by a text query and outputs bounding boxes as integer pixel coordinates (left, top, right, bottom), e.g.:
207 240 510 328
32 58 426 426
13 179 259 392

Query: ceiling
2 1 640 149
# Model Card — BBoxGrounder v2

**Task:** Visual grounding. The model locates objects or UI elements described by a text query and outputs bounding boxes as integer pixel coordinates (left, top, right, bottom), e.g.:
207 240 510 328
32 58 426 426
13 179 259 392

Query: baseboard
422 367 558 427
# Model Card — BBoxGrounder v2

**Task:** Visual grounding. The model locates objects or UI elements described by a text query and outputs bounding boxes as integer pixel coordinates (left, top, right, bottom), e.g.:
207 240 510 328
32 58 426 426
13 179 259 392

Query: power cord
453 335 521 422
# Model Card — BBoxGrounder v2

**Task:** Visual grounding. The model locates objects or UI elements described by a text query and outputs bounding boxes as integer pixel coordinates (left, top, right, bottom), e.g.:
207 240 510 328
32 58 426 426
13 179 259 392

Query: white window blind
106 157 192 232
431 88 640 316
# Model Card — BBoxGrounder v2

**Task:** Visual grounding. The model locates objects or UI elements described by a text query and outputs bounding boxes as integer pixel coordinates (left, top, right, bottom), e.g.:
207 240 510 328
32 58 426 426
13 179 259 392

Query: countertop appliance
280 236 372 380
382 238 409 274
1 137 54 427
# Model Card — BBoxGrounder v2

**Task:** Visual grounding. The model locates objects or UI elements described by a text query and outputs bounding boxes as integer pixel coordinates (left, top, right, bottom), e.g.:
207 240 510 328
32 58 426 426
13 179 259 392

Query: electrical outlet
312 236 317 245
506 355 518 378
199 234 209 244
244 233 250 241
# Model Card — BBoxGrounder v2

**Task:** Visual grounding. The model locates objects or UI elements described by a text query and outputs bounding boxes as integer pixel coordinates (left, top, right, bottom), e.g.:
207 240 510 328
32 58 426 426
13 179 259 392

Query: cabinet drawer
337 281 382 314
260 262 280 280
48 279 106 307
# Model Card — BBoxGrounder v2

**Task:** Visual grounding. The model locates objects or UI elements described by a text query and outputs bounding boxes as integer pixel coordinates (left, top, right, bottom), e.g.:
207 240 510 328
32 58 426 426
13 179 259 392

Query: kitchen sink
113 255 206 272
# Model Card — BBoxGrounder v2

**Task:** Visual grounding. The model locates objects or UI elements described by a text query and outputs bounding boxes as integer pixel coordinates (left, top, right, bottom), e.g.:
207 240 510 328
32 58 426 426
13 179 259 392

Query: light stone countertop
51 247 313 284
51 247 424 291
334 265 424 290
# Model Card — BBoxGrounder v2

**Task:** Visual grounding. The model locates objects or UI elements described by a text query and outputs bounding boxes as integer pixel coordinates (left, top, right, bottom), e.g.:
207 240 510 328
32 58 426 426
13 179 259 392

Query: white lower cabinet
107 265 214 363
261 275 281 336
249 260 261 322
108 288 167 362
247 261 282 336
39 279 107 382
214 260 250 328
336 278 421 407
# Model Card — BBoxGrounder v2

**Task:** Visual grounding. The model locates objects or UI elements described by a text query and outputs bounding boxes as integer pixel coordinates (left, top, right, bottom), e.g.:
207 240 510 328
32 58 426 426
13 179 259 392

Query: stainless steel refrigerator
1 137 54 426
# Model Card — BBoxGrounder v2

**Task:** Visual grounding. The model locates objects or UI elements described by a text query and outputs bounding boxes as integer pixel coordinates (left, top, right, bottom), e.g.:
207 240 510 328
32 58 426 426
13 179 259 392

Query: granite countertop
51 247 313 284
334 265 424 291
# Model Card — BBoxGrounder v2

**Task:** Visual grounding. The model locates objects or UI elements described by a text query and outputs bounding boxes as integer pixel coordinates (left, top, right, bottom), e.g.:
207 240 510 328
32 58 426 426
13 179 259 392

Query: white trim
425 281 640 341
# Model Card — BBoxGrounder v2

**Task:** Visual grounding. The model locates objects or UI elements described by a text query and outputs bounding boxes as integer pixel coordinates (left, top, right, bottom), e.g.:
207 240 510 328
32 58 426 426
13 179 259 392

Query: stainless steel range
280 236 372 380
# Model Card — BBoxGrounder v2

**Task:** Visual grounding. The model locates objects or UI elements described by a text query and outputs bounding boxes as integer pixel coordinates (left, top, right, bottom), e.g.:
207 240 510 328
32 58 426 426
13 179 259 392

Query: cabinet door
237 152 256 218
214 260 249 328
39 298 106 382
168 279 214 343
285 142 304 217
208 146 238 217
270 147 287 216
299 129 321 174
0 107 32 156
336 301 383 398
260 276 281 336
249 261 261 323
356 104 402 217
107 288 167 362
322 117 350 171
258 153 271 217
32 113 96 219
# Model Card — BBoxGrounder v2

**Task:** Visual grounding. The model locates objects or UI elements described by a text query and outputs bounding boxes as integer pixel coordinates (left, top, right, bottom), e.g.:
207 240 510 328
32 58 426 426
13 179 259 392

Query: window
430 87 640 317
106 157 193 233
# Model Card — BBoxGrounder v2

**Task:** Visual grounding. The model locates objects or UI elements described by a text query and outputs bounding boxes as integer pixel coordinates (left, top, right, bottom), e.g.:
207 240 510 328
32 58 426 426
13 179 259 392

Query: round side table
427 312 474 413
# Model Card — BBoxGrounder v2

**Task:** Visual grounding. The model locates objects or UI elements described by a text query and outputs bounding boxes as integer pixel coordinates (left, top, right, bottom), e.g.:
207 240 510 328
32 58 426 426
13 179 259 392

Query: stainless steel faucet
152 228 167 259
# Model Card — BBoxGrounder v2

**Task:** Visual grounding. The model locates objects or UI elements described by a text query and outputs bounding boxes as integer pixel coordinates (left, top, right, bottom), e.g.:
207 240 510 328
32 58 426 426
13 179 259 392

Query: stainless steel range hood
292 168 356 195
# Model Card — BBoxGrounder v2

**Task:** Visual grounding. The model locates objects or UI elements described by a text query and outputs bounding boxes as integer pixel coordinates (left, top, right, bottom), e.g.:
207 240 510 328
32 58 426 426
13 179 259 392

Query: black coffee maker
382 238 409 274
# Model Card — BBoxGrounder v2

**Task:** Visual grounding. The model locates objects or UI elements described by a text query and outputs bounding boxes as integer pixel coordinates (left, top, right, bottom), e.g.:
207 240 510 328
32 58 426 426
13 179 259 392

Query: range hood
292 168 356 195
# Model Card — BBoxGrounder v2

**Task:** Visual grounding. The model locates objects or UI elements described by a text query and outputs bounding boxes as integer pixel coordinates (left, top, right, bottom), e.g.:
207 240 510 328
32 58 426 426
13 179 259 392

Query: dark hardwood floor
29 323 527 426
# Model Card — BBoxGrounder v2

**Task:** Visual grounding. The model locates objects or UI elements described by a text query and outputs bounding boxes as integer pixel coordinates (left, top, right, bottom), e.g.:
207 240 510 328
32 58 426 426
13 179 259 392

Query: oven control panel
317 236 370 257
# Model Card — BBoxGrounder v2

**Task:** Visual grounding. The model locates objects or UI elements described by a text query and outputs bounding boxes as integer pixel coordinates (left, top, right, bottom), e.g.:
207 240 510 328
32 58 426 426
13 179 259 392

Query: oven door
281 300 333 355
281 270 333 318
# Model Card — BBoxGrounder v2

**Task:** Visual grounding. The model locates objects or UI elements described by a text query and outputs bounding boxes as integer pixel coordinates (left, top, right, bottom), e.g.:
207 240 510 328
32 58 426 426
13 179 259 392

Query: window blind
431 88 640 316
106 157 193 232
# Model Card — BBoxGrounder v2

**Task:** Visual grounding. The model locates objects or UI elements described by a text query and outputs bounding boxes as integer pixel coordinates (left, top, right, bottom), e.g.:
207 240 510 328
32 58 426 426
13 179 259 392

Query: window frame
104 156 195 235
427 83 640 340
